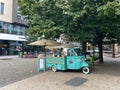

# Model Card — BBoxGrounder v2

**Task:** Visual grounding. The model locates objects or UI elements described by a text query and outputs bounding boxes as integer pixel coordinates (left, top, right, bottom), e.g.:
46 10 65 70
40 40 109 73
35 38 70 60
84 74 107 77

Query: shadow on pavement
65 77 87 87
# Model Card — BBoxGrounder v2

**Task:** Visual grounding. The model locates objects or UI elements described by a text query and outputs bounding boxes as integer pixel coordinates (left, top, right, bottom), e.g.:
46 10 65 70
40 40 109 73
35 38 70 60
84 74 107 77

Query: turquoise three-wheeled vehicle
46 48 90 74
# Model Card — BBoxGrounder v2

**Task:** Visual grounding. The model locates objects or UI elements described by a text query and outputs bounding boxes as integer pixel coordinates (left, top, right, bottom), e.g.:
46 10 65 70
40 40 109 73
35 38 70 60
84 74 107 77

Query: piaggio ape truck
45 47 90 74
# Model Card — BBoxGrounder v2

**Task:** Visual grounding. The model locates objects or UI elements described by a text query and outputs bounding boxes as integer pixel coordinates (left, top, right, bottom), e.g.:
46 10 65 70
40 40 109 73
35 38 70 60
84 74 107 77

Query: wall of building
0 0 13 23
0 0 26 24
0 0 27 55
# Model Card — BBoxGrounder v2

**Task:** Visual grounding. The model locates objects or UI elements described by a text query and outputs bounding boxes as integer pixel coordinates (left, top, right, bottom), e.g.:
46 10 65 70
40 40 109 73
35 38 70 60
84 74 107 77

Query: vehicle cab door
66 49 76 69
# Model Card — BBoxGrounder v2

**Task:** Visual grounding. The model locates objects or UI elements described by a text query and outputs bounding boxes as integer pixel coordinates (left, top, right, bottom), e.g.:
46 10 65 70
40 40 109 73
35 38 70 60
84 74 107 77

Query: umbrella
28 38 61 57
28 39 61 46
28 39 61 72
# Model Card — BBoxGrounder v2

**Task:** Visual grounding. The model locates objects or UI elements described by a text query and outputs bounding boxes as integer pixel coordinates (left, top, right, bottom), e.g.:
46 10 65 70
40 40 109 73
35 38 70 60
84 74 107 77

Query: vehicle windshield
67 48 82 56
74 48 82 56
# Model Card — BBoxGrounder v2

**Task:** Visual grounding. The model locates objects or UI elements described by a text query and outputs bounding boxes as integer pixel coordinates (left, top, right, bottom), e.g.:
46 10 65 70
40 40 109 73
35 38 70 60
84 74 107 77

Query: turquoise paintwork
45 48 89 71
46 57 67 70
66 56 88 70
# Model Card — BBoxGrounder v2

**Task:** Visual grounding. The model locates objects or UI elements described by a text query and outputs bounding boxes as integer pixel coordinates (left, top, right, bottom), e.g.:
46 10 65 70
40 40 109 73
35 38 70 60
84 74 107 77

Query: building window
0 2 4 15
17 14 21 19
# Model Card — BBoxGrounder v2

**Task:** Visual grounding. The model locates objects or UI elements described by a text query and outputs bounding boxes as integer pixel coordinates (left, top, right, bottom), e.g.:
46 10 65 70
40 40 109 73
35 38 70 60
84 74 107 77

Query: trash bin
19 51 23 58
90 55 94 65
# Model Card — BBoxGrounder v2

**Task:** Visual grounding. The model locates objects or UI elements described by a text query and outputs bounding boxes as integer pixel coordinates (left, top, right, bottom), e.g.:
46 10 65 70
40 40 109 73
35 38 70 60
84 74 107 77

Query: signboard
37 58 45 72
39 59 44 69
0 33 27 41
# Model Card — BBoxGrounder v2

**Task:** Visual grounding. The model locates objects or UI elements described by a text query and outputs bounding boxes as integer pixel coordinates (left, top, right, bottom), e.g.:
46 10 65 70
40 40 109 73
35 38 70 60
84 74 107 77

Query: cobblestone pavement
0 58 39 88
0 55 120 90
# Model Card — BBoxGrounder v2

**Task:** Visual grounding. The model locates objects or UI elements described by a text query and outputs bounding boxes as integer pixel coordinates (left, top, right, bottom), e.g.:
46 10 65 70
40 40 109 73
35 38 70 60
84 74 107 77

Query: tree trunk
98 42 103 63
81 41 86 57
112 44 115 58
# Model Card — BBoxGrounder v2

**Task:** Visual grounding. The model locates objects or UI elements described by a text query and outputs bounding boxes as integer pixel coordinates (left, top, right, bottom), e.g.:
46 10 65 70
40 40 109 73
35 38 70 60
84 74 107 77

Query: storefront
0 33 26 55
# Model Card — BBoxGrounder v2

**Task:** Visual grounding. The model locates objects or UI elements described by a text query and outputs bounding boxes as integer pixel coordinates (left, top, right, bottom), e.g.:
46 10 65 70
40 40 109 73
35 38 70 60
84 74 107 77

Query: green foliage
55 0 120 63
18 0 120 63
18 0 66 41
97 0 120 41
18 0 120 45
56 0 120 43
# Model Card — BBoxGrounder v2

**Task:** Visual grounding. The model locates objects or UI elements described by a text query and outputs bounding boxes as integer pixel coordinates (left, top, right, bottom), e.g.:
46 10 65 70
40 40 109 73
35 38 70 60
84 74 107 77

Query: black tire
82 67 90 74
52 66 57 72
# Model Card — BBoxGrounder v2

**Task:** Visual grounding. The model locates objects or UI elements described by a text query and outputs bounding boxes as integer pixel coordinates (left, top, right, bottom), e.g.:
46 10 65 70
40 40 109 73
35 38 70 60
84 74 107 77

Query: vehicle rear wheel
82 67 90 74
52 66 57 72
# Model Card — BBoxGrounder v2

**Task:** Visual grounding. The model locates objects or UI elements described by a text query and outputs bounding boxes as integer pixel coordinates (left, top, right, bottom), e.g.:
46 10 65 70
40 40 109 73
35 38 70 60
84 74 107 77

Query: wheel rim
82 67 89 74
52 66 57 72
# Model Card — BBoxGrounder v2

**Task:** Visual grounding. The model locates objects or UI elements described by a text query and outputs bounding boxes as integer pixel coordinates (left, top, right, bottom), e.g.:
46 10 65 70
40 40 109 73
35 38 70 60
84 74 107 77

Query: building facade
0 0 27 55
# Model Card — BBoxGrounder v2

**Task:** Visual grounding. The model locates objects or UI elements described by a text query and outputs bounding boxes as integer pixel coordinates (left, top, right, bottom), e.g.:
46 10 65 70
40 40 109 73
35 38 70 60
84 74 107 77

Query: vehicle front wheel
52 66 57 72
82 67 90 74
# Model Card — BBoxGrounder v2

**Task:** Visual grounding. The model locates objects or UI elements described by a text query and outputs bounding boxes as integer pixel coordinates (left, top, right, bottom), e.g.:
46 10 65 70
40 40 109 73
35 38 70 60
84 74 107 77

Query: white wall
0 0 13 23
0 33 27 41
